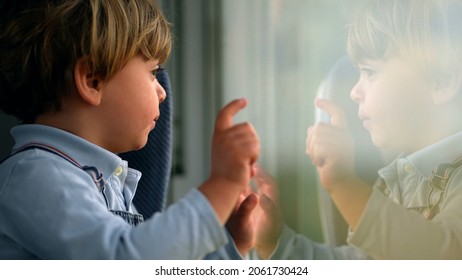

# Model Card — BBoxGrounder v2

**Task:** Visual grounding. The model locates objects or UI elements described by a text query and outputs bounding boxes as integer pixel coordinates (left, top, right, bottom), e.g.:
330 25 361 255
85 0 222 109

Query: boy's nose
156 81 167 103
350 80 363 104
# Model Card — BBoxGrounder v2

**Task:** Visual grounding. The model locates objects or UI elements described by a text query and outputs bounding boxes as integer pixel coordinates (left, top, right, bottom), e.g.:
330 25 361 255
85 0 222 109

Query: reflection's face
350 57 435 153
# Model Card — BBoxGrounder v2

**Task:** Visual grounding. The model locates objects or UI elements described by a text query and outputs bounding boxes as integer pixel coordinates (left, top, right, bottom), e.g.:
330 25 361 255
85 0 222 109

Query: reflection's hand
252 165 283 259
306 98 356 191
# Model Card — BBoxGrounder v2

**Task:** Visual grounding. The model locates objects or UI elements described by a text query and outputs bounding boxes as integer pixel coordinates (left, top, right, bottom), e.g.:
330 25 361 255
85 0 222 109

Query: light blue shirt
0 124 241 259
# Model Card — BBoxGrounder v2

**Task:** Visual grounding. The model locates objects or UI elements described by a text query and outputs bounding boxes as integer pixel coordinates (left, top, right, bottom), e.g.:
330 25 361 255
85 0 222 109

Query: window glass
221 0 367 240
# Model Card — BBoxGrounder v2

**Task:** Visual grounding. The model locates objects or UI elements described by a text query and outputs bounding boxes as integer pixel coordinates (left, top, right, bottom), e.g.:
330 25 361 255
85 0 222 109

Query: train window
163 0 367 242
221 0 368 241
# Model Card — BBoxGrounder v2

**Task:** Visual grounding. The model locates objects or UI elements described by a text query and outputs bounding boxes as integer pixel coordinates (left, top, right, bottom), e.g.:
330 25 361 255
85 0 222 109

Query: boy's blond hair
347 0 462 83
0 0 172 123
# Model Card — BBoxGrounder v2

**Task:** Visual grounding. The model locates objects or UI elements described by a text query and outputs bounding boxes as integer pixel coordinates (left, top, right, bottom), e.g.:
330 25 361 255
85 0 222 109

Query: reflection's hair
347 0 462 81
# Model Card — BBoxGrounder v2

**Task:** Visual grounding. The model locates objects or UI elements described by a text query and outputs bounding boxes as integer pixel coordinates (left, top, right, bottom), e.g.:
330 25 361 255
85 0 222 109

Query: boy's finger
250 163 257 178
259 193 278 217
253 164 273 185
314 98 348 129
236 193 258 219
215 98 248 131
253 166 279 200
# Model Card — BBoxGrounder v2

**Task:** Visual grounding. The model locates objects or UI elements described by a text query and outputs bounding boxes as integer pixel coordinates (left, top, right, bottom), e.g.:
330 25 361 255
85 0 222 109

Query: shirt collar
11 124 125 184
406 131 462 179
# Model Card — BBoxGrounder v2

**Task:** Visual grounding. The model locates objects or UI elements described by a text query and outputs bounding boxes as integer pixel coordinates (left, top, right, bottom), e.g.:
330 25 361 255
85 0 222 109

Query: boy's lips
358 112 371 130
362 119 372 130
151 116 159 130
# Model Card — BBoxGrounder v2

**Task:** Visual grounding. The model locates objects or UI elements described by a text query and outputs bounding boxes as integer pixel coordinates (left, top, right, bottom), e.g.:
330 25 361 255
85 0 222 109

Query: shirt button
404 164 415 174
115 166 123 176
383 189 390 196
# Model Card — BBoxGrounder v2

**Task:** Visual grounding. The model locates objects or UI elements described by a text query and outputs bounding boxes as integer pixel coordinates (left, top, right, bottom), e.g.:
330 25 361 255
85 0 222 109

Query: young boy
252 0 462 259
0 0 259 259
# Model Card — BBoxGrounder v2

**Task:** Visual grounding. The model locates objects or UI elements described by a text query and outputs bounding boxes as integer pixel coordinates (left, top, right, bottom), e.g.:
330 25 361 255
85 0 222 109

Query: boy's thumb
260 193 276 214
315 98 348 129
215 98 247 131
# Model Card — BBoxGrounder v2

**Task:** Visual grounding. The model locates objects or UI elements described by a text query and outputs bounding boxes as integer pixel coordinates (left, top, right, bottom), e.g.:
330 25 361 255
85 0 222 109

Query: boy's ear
74 57 103 106
431 72 462 105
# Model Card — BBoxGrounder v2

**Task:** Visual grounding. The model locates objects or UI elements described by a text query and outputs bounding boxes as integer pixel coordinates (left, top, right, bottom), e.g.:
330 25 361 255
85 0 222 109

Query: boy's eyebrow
354 62 369 70
357 59 381 67
140 53 160 63
146 57 160 65
150 62 161 70
142 57 160 69
357 63 371 69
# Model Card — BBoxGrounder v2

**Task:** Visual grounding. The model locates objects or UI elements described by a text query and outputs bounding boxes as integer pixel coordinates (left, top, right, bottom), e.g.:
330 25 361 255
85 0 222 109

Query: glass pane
221 0 368 241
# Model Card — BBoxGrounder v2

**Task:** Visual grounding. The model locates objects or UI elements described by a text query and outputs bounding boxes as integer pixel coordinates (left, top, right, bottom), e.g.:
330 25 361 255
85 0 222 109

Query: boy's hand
226 165 283 259
307 99 372 229
252 165 283 259
200 98 260 224
306 99 356 191
210 98 259 187
226 186 258 256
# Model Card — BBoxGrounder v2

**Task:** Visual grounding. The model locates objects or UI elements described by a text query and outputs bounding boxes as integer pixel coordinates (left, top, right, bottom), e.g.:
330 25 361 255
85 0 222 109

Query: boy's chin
370 135 395 152
370 134 383 149
119 138 149 153
133 139 149 151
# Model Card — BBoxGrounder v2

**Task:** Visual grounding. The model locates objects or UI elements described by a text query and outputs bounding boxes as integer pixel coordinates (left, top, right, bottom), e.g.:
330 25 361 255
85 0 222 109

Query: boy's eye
359 68 376 78
151 66 164 78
